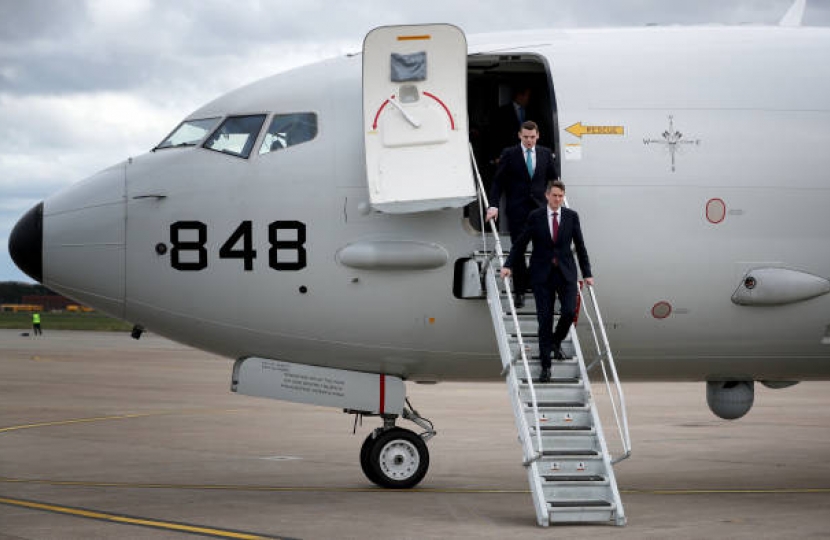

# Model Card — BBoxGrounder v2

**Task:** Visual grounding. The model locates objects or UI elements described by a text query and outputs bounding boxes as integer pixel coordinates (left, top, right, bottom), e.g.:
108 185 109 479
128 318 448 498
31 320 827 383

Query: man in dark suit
500 180 594 383
491 85 532 157
486 120 557 307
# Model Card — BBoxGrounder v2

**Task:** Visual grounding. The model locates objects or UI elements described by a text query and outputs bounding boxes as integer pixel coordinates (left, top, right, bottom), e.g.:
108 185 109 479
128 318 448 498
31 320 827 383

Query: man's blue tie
525 148 533 176
518 105 525 123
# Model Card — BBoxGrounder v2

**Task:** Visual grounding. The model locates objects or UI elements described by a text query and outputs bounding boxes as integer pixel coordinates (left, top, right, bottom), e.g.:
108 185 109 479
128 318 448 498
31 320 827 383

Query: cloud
0 0 83 42
2 1 821 97
0 93 178 184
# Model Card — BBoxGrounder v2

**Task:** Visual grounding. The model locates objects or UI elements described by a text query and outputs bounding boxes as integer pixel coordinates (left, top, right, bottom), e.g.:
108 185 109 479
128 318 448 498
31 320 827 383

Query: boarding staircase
470 147 631 526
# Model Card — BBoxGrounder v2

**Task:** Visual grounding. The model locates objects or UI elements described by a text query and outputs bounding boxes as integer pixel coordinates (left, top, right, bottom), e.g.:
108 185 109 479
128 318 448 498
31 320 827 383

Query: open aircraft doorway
465 52 557 234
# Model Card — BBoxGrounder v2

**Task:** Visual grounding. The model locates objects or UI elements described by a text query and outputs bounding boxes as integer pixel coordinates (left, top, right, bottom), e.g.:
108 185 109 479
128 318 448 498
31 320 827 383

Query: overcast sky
1 0 828 282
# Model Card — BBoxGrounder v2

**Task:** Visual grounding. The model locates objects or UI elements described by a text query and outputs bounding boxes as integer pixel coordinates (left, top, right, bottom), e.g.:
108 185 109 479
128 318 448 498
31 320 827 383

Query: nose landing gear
354 399 436 488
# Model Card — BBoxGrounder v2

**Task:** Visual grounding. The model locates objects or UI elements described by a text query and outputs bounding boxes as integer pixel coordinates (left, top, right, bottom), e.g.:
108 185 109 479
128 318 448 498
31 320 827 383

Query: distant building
22 295 73 311
1 304 43 313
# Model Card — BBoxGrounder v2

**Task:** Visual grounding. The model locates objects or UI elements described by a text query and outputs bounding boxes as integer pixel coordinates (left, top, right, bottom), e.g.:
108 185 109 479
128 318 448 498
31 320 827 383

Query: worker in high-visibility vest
32 312 42 336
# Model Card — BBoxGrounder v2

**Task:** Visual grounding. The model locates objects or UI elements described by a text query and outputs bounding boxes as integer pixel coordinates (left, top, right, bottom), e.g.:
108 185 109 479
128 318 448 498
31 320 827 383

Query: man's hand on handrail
485 207 499 222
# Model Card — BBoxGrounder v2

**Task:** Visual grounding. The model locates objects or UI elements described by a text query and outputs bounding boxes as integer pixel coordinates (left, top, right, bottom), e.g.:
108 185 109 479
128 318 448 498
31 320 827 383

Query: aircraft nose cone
8 202 43 283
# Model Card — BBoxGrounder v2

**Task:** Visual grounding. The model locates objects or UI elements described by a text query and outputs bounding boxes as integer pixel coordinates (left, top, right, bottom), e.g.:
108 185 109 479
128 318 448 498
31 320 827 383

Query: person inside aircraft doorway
500 181 593 383
486 120 556 308
491 84 533 156
32 312 42 336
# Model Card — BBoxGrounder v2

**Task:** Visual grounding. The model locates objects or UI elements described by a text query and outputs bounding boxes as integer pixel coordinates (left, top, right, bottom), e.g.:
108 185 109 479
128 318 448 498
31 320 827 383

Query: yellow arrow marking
565 122 625 138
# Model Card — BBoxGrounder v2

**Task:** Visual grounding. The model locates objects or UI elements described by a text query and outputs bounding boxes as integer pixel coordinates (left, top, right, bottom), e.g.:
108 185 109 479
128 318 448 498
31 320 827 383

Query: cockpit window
203 114 267 159
259 113 318 155
156 117 220 150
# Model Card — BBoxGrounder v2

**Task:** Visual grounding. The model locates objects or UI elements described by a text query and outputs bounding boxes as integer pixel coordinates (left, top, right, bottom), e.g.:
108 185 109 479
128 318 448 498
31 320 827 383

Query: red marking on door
422 91 455 130
371 97 393 130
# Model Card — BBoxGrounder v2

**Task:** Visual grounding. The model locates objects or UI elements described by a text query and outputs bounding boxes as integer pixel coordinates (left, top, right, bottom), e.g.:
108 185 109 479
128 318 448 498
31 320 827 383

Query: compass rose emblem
643 115 700 172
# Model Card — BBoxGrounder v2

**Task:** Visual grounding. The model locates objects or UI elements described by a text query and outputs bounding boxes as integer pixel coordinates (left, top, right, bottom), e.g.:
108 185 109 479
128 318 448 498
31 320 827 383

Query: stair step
541 449 600 457
513 354 578 363
502 310 559 320
550 499 614 508
520 378 583 387
525 399 588 411
519 377 580 385
511 356 580 376
522 379 584 389
525 399 589 411
509 333 544 340
537 456 606 476
498 304 539 316
505 309 539 317
547 498 616 523
537 425 592 431
545 484 614 503
542 475 605 482
515 362 580 375
522 379 582 387
516 363 581 381
549 502 617 524
504 319 541 334
537 433 602 453
501 308 560 318
507 340 577 360
519 385 587 405
527 405 592 423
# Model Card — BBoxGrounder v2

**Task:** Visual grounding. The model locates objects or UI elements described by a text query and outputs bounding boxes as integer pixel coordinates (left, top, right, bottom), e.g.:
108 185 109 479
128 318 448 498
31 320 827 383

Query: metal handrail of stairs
469 145 544 465
568 326 628 525
561 195 632 464
576 284 632 464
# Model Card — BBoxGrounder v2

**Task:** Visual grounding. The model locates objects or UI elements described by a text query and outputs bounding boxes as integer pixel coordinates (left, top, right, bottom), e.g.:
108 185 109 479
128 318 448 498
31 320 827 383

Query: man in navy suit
491 85 532 157
500 181 594 383
486 121 557 307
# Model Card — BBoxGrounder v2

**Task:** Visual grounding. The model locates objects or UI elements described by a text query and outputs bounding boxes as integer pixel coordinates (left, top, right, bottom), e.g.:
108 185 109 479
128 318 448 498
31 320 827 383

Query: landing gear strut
353 399 436 488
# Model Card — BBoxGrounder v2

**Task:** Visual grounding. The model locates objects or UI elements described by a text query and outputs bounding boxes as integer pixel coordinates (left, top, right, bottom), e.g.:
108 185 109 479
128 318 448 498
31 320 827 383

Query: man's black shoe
514 293 525 308
553 345 564 360
539 367 550 383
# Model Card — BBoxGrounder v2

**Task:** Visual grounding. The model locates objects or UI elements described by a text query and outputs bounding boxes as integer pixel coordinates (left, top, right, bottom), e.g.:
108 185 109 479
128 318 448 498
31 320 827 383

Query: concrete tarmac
0 330 828 539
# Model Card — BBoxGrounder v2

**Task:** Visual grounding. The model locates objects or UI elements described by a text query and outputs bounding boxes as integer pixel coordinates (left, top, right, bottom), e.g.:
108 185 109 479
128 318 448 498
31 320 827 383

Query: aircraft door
363 24 476 213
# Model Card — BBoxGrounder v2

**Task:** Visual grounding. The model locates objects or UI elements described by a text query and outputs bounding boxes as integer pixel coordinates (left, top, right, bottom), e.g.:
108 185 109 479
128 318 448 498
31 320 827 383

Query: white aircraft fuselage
9 25 830 384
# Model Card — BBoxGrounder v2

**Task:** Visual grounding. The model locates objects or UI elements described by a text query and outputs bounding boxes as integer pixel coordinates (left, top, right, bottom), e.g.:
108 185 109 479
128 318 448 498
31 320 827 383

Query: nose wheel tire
360 427 429 489
359 431 381 485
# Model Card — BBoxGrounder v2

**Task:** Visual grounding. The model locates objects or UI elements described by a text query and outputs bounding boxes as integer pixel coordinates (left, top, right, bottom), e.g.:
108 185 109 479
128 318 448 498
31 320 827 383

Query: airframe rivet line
0 496 288 540
0 408 242 434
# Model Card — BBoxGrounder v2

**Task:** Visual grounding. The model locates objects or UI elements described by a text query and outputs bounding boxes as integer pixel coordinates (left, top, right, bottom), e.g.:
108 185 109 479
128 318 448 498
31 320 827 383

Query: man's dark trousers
534 264 577 369
507 206 533 295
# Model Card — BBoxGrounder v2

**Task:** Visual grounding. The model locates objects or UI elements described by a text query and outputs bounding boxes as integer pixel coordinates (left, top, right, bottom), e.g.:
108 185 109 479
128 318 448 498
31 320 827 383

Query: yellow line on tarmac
0 496 285 540
0 408 241 433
